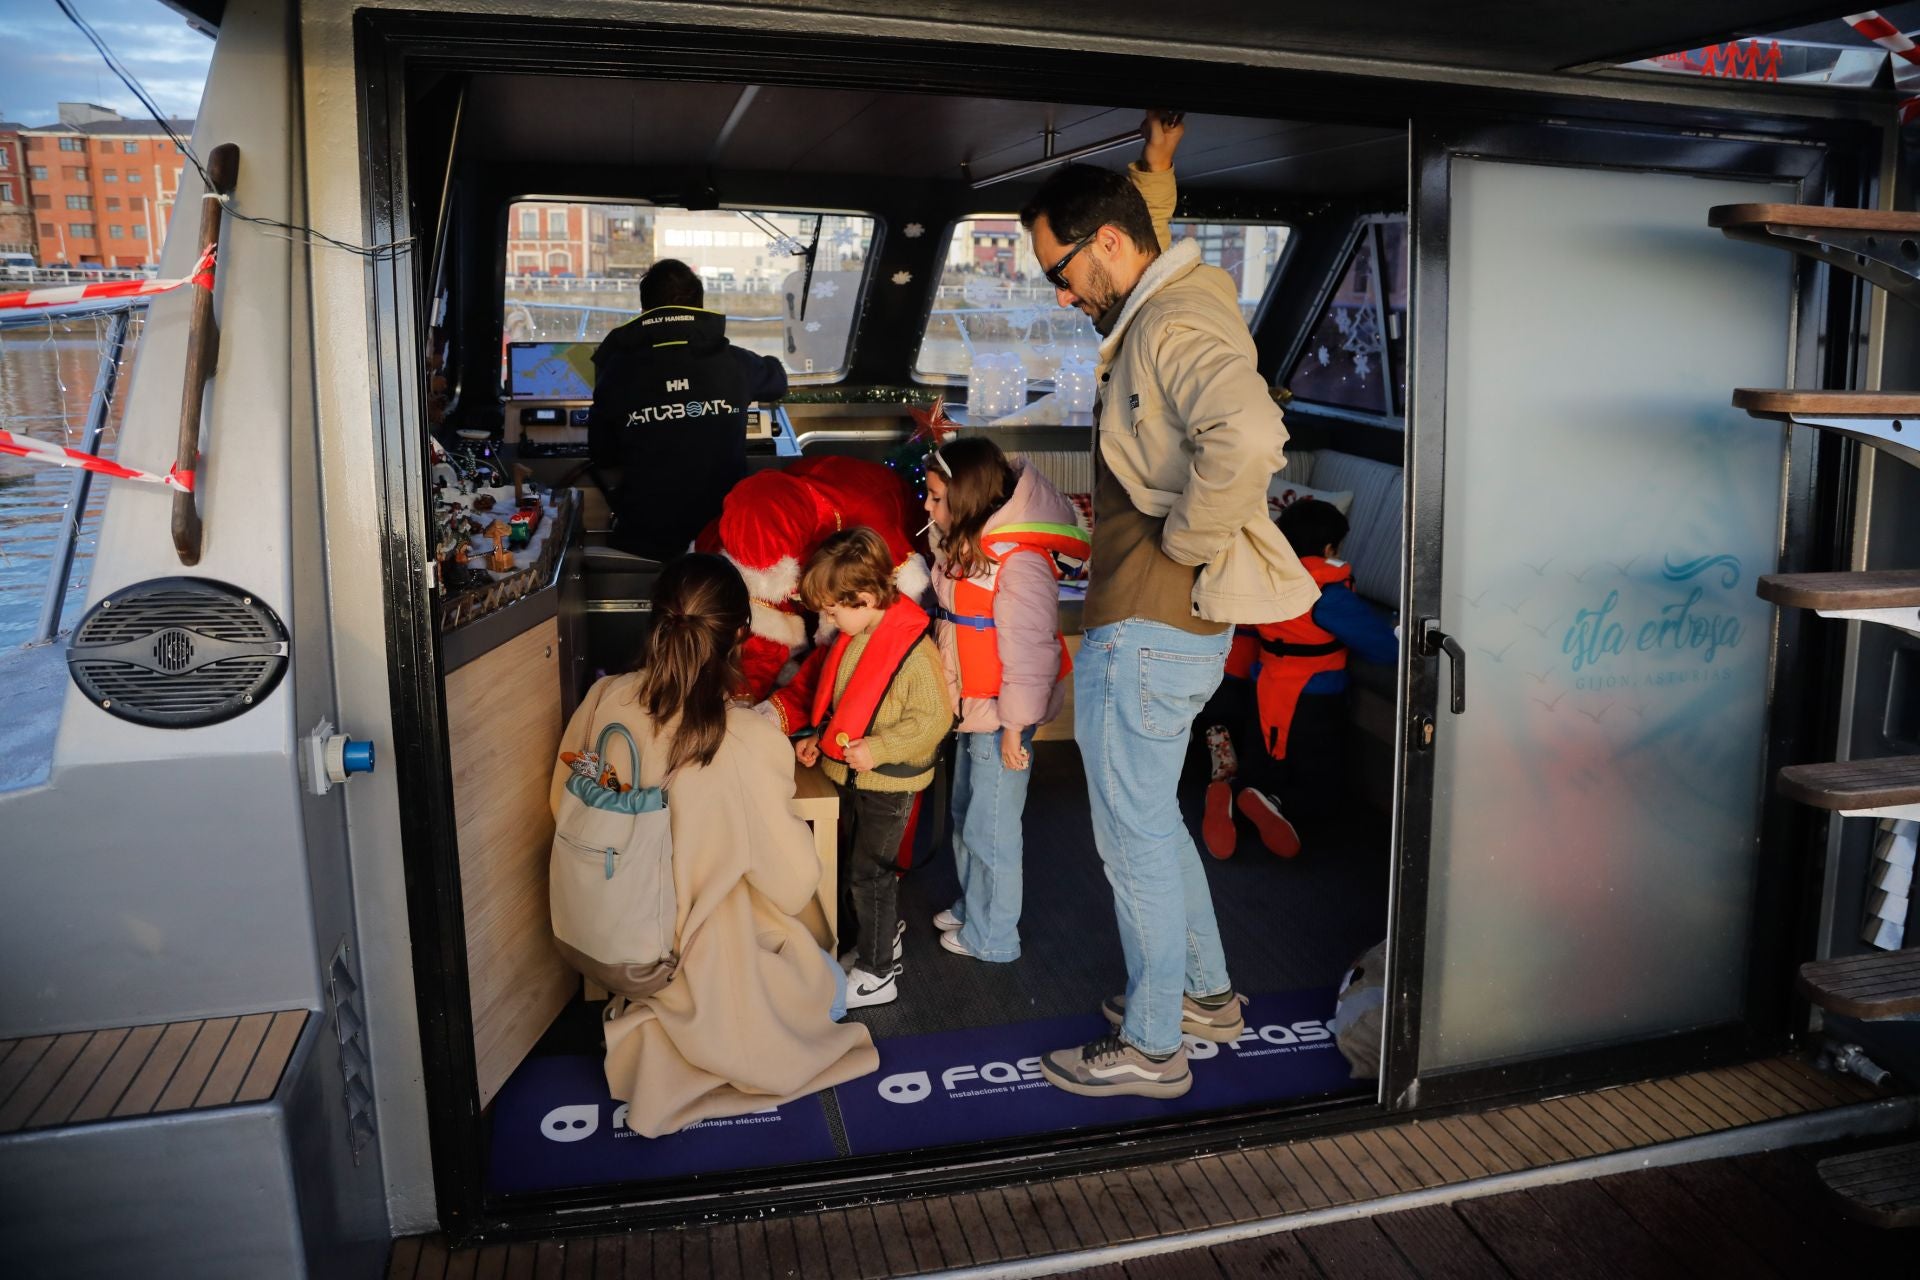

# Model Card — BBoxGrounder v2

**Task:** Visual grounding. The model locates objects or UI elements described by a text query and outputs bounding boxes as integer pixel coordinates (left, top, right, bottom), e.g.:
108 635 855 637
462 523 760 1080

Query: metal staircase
1718 202 1920 1229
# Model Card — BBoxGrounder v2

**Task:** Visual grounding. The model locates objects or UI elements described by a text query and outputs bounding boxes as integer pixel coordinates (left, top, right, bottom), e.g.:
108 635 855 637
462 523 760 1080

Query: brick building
20 103 194 269
505 202 609 277
0 122 33 260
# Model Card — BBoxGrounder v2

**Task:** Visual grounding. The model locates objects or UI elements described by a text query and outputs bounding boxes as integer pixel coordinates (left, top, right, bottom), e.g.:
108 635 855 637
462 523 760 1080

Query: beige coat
550 674 878 1137
1094 237 1320 625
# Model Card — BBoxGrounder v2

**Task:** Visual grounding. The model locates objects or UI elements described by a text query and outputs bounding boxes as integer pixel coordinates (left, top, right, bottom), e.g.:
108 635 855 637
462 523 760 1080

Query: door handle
1420 619 1466 715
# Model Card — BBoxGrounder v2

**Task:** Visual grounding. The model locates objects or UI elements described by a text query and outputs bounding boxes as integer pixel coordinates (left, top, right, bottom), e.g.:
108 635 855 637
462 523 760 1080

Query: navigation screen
507 342 598 400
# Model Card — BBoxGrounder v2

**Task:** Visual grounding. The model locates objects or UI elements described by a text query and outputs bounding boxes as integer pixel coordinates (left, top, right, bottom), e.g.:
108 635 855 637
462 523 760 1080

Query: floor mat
489 987 1359 1194
486 1055 839 1195
838 987 1357 1156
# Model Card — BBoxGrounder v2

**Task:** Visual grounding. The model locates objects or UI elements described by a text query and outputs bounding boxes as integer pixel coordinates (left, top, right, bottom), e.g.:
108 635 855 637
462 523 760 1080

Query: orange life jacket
1225 628 1260 680
935 521 1090 699
1253 556 1352 760
810 596 933 772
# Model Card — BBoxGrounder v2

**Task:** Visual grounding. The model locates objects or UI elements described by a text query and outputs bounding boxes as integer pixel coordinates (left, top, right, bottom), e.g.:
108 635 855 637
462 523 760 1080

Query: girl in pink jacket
924 437 1089 962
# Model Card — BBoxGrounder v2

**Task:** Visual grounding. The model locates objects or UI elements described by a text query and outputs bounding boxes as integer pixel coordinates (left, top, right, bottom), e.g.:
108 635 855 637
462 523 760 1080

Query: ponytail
632 554 751 773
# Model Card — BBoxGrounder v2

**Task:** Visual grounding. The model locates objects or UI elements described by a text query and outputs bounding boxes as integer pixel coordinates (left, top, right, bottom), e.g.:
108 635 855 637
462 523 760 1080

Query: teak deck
0 1009 309 1134
386 1053 1891 1277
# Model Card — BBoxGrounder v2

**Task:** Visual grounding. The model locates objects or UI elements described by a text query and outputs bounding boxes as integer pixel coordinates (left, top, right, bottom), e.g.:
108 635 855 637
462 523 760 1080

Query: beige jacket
551 675 878 1137
1093 229 1319 625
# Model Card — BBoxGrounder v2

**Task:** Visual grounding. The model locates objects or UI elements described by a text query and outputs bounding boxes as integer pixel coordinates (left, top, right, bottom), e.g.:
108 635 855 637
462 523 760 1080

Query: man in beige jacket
1022 117 1318 1100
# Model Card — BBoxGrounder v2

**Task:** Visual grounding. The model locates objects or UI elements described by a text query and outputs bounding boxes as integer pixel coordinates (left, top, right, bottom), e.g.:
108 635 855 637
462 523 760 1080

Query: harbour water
0 312 138 649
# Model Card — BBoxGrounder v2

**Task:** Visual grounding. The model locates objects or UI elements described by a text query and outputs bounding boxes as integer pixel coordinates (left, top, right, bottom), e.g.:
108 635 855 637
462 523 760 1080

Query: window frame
911 210 1296 387
500 195 882 387
58 137 83 152
1278 211 1408 429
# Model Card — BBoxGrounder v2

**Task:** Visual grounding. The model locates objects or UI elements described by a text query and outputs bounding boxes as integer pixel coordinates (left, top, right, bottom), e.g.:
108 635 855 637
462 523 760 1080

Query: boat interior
420 70 1412 1201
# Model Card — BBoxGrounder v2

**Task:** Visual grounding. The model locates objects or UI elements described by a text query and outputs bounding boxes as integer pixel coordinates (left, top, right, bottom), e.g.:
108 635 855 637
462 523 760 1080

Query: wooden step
1757 571 1920 636
1816 1138 1920 1228
1734 389 1920 470
1758 570 1920 610
1711 203 1920 307
1777 756 1920 819
1796 948 1920 1019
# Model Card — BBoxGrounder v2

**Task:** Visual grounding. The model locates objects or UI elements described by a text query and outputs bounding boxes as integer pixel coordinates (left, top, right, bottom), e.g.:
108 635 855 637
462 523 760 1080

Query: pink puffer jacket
930 460 1079 735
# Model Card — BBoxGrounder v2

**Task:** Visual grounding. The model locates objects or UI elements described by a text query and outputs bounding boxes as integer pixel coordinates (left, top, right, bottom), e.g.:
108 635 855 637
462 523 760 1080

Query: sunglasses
1042 234 1095 290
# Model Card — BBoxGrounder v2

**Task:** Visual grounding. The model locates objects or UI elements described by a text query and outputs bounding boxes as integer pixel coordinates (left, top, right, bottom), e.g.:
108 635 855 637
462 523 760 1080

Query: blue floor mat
487 987 1356 1195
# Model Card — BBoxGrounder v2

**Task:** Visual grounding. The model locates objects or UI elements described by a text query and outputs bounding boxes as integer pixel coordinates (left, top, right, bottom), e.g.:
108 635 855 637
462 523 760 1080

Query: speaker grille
67 578 288 729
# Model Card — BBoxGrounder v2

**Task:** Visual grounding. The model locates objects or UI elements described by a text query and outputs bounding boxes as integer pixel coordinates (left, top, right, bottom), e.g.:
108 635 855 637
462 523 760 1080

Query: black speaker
66 577 289 729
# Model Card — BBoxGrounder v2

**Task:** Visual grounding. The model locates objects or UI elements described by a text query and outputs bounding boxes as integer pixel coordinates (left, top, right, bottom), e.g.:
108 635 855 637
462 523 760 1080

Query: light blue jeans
1076 619 1234 1056
947 725 1038 962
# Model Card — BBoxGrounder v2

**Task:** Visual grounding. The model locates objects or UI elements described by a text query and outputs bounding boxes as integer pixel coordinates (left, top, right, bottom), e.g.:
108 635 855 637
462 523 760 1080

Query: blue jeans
1076 619 1234 1056
948 725 1038 962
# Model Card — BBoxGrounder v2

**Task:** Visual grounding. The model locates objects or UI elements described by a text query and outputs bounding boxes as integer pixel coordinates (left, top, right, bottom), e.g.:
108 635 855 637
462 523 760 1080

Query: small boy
1208 499 1397 859
794 527 952 1009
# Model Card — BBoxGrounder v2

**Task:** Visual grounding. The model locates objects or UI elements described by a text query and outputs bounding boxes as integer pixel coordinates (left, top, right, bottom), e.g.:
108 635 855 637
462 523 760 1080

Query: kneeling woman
550 554 878 1137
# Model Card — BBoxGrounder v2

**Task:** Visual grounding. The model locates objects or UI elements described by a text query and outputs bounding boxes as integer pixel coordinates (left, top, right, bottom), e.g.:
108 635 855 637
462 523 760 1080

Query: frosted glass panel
1420 161 1796 1072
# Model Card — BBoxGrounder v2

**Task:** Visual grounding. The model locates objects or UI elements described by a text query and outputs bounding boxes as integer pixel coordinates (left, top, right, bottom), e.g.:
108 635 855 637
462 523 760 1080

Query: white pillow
1267 478 1355 520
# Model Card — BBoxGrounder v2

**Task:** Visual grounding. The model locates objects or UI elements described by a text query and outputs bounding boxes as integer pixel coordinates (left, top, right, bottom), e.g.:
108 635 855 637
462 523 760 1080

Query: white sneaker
933 908 963 932
844 964 900 1009
939 929 975 958
839 919 905 972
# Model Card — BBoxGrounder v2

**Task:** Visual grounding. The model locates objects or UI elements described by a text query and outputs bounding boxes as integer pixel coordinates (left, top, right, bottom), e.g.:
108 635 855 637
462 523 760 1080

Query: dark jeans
836 784 918 974
1241 689 1349 823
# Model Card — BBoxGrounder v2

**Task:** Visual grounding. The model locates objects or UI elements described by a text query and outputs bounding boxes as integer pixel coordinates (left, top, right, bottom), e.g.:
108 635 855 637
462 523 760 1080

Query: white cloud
0 0 212 125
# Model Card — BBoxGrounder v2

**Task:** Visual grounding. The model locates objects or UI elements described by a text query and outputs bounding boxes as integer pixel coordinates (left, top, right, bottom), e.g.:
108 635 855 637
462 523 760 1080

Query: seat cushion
1307 450 1403 606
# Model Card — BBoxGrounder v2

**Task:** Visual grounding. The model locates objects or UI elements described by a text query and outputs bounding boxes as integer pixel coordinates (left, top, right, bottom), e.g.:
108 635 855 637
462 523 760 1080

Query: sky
0 0 213 127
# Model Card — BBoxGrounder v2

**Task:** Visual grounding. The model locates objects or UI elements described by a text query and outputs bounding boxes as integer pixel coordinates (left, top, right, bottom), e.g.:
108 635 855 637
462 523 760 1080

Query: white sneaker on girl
844 964 900 1009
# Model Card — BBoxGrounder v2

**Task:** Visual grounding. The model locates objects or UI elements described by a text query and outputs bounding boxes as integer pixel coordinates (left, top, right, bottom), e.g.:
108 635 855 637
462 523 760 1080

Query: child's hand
843 737 876 772
794 735 820 767
1000 728 1031 772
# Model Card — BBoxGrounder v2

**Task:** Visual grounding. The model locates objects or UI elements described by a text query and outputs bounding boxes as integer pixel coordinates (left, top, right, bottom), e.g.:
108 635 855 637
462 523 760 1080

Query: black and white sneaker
839 919 905 972
844 963 900 1009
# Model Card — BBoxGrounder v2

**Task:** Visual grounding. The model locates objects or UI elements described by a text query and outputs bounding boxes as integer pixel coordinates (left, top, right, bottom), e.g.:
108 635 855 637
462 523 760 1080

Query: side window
501 201 876 385
1284 215 1407 422
914 215 1290 383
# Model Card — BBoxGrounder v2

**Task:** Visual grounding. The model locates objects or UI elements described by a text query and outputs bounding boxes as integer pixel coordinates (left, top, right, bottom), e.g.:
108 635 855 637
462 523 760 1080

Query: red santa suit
697 455 930 732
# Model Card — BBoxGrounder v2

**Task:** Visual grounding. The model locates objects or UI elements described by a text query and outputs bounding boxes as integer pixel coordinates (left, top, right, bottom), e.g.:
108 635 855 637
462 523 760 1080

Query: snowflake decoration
903 222 925 239
804 321 822 333
1316 345 1331 368
1353 352 1373 380
891 269 913 286
810 279 839 300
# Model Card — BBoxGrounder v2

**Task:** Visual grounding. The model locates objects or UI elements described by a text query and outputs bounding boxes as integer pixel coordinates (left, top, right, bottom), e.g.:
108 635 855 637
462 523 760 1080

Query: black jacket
588 306 788 560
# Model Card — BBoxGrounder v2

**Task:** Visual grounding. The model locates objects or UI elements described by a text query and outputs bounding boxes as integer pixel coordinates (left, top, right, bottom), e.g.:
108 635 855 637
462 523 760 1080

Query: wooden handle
172 142 238 566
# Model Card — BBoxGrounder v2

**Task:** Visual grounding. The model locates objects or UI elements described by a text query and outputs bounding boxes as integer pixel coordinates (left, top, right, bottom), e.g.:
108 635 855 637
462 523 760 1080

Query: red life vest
1225 628 1260 681
1253 556 1352 760
810 596 933 767
936 521 1090 700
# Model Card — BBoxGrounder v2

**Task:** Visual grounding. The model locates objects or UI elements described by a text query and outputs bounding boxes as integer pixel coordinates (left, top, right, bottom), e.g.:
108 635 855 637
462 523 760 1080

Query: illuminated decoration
882 396 958 493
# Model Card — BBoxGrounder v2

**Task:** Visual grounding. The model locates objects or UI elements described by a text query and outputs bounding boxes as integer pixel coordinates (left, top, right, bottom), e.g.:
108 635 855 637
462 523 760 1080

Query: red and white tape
0 428 194 493
0 246 215 313
1845 11 1920 123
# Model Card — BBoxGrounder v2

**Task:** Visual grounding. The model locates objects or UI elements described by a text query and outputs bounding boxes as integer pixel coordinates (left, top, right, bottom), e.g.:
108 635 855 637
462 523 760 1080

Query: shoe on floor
1040 1033 1190 1099
933 908 963 932
839 918 905 972
1236 788 1301 858
844 964 900 1009
1102 990 1249 1043
1202 778 1237 859
939 929 976 958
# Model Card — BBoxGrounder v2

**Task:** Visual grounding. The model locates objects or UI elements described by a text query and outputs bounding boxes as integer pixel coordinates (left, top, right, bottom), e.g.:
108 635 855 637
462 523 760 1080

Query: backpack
1328 940 1387 1079
549 722 678 998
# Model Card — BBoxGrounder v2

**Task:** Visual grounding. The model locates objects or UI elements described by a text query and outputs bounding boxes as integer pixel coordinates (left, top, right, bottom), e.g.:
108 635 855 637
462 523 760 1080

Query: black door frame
349 8 1883 1243
1381 119 1874 1112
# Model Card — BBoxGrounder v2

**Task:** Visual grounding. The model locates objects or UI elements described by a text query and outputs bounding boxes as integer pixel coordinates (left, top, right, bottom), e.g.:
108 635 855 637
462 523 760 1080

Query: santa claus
697 455 930 731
